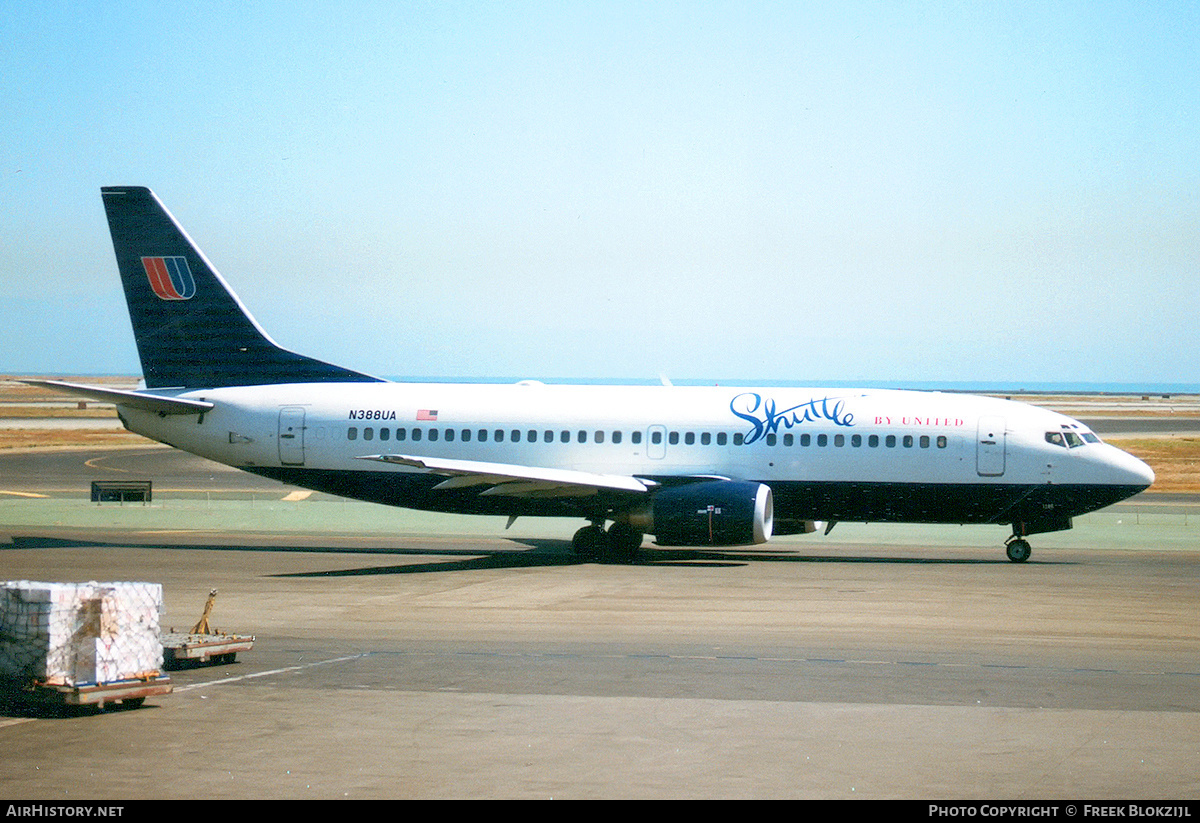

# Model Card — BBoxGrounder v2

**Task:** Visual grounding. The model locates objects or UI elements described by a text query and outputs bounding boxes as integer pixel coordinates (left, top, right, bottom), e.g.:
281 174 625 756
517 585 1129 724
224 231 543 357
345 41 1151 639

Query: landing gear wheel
1005 538 1031 563
606 523 643 564
571 525 607 561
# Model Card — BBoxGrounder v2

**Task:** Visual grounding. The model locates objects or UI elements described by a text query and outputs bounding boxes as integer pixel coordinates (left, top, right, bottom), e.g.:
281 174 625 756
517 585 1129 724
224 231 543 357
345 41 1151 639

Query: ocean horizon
391 377 1199 395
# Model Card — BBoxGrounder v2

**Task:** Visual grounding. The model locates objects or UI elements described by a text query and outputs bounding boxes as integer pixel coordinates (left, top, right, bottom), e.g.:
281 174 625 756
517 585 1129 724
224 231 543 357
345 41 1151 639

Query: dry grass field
0 427 143 451
0 376 137 451
1105 437 1200 493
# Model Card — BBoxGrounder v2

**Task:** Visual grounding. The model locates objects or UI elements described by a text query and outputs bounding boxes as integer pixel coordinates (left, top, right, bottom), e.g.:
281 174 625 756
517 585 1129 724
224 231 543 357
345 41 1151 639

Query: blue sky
3 2 1198 386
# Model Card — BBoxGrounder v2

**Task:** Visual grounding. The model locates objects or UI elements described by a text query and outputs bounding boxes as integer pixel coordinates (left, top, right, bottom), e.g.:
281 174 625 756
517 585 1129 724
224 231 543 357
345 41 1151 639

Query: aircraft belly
763 480 1140 526
241 464 1139 528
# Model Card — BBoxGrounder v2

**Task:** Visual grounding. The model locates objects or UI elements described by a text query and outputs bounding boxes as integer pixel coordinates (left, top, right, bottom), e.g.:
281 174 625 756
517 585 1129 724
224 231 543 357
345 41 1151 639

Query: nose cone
1105 444 1155 492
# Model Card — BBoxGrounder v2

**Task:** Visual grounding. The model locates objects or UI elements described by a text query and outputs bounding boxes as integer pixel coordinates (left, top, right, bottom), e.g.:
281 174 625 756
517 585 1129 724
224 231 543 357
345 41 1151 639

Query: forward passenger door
976 416 1006 477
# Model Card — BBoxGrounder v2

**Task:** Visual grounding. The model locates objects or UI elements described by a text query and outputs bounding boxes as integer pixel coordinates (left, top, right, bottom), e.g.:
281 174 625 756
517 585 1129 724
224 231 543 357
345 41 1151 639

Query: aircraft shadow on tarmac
4 535 1047 578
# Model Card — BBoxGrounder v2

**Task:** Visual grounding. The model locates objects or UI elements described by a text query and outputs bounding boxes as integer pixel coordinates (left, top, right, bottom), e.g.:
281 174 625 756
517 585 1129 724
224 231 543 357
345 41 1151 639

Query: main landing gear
572 522 644 564
1005 535 1032 563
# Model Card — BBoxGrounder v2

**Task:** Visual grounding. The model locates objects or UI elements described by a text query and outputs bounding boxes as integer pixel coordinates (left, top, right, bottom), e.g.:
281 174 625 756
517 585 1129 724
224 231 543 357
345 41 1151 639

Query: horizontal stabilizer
25 379 214 415
357 453 654 495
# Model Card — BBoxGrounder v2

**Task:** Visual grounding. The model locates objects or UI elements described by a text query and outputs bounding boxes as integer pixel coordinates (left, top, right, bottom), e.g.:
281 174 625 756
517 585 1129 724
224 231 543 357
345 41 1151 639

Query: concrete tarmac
1 447 1198 799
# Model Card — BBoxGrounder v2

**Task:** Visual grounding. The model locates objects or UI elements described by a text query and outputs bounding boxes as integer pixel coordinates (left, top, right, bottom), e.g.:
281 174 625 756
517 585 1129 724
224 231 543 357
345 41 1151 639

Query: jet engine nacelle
629 480 773 546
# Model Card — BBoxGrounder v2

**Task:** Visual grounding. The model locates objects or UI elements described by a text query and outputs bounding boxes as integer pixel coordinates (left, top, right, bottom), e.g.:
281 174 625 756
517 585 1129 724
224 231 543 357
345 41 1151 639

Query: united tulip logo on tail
141 256 196 300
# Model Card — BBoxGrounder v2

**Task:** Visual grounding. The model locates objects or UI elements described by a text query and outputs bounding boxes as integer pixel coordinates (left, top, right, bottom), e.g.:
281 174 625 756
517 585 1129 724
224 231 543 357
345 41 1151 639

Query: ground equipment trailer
4 673 172 712
161 589 254 668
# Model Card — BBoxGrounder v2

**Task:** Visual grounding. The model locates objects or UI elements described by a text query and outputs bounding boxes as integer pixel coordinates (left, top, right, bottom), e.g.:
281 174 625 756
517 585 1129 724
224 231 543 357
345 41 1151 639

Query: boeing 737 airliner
34 187 1155 563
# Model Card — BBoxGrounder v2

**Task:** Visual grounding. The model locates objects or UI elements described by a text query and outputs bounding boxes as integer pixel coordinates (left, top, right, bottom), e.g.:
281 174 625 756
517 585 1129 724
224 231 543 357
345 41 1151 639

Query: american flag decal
416 409 438 421
142 256 196 300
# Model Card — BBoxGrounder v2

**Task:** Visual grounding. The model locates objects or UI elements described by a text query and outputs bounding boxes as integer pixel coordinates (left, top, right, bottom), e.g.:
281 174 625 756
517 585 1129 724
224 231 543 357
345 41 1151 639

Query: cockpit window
1047 430 1096 448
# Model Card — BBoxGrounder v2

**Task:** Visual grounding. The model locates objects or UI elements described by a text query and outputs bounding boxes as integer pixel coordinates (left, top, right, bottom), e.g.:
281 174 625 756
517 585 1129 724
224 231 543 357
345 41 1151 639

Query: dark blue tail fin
101 186 381 389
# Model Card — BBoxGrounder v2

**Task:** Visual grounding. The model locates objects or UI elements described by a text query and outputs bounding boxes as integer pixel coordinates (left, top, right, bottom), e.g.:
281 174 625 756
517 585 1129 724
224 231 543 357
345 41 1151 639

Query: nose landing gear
1005 535 1032 563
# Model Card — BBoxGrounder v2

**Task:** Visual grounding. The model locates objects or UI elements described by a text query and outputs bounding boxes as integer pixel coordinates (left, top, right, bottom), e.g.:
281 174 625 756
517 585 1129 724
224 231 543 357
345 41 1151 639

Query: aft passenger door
278 406 306 466
976 416 1006 477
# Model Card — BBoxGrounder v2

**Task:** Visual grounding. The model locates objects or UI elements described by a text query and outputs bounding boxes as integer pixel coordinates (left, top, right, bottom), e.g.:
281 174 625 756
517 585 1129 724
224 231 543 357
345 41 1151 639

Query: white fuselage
116 381 1153 529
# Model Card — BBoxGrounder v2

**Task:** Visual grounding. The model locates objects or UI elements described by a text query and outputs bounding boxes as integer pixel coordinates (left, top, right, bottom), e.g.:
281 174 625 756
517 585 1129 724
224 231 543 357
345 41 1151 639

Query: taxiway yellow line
84 454 131 473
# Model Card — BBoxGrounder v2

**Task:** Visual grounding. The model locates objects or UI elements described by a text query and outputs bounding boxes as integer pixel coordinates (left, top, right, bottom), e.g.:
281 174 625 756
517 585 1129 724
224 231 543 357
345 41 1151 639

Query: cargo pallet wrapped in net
0 581 172 710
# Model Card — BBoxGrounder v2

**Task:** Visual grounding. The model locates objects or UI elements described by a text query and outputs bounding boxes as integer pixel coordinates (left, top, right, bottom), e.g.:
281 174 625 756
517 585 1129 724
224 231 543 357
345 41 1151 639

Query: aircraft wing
357 453 656 498
24 379 214 415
